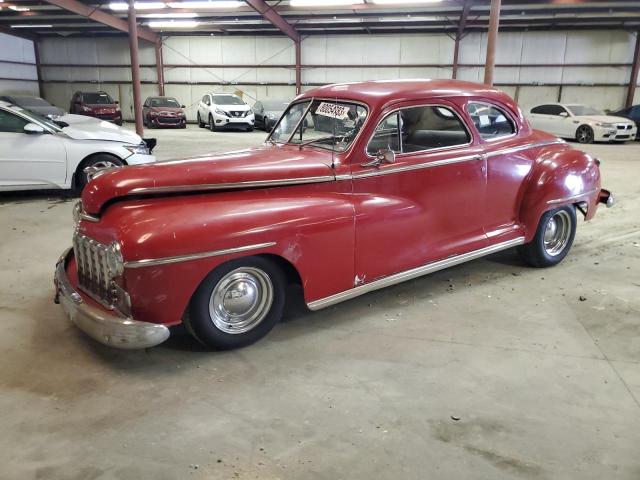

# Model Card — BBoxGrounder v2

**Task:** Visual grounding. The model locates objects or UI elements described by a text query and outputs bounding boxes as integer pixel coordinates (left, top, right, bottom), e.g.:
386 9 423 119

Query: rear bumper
54 248 170 349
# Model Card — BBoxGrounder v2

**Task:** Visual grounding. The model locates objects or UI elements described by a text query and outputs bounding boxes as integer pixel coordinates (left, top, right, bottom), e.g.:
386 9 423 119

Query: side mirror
24 123 45 134
361 148 396 168
181 105 186 108
559 112 569 118
115 100 119 104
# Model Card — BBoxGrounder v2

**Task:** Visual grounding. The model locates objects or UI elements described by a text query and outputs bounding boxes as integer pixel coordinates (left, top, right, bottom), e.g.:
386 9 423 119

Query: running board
307 237 525 311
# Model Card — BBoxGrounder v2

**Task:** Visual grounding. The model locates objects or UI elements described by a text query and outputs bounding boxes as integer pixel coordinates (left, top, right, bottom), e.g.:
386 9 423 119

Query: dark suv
70 91 122 125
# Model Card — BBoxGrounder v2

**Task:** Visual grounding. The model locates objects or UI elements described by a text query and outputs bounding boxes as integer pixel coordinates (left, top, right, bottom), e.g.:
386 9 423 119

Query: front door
0 108 67 189
352 102 488 284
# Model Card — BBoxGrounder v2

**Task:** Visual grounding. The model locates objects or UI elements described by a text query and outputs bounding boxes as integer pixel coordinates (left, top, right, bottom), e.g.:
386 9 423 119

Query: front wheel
209 114 216 132
576 125 594 144
74 154 123 194
518 205 576 267
185 256 285 349
197 112 205 128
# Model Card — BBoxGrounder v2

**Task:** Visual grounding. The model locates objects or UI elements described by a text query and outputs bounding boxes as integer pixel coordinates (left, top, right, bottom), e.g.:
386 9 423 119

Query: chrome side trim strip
128 176 336 195
125 242 276 269
80 212 100 222
485 139 566 158
307 237 525 311
352 153 480 179
547 188 599 205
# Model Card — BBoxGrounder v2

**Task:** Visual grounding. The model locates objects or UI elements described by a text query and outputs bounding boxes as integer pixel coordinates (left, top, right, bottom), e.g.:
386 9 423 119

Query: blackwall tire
209 115 216 132
185 256 285 350
518 205 577 268
197 112 205 128
576 125 594 144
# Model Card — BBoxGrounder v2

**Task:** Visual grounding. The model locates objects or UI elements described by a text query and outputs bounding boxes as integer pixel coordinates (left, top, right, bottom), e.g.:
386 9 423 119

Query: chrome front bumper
54 248 170 349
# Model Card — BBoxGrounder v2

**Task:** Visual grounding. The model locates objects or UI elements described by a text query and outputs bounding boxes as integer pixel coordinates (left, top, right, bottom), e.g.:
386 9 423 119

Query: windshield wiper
297 135 337 149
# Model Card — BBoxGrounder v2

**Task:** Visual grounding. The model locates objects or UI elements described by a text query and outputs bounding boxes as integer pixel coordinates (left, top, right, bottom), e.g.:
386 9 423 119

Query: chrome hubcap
543 210 572 256
208 267 273 334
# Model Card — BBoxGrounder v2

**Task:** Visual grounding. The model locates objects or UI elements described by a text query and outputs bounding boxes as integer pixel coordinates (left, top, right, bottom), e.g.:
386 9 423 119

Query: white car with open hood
0 100 156 193
196 92 255 131
526 103 637 144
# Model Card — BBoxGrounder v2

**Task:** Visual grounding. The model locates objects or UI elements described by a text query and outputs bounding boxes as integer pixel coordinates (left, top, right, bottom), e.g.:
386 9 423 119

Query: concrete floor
1 124 639 479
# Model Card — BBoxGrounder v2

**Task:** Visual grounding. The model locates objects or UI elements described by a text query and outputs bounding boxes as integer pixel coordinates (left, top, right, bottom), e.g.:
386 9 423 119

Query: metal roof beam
243 0 300 42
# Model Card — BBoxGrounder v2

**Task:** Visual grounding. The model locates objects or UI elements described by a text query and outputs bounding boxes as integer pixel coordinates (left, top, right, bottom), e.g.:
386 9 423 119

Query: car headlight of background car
595 122 616 128
215 108 228 116
125 143 150 155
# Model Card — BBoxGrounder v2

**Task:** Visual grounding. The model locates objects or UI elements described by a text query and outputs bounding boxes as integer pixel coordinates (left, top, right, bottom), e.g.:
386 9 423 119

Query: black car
0 95 65 118
252 99 290 131
609 105 640 137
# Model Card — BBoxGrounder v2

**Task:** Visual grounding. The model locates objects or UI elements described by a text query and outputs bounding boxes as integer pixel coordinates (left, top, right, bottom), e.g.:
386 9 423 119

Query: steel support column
483 0 501 86
295 40 301 95
626 31 640 108
155 39 165 97
128 0 144 136
33 41 44 98
452 1 471 80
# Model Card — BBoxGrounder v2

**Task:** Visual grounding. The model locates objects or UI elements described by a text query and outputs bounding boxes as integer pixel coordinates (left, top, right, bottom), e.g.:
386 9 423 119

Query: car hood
217 104 250 111
573 115 634 124
149 106 183 113
61 118 143 143
81 145 335 215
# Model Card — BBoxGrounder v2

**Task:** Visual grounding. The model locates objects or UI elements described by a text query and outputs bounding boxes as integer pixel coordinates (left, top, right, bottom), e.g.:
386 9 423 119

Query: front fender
78 182 355 326
519 145 601 242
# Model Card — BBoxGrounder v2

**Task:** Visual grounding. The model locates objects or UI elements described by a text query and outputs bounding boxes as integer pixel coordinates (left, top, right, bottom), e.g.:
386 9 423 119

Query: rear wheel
576 125 594 144
185 256 285 349
518 205 576 267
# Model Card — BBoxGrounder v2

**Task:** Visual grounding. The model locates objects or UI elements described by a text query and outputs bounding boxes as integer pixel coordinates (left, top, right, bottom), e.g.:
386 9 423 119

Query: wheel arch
72 152 127 190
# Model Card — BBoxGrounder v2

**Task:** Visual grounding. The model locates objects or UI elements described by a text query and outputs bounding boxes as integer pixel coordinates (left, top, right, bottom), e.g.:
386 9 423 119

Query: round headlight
106 242 124 277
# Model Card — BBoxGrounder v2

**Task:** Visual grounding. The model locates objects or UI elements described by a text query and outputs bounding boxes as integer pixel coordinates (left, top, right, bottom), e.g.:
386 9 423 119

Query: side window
548 105 567 116
531 105 550 114
0 109 29 133
467 102 515 140
367 112 400 154
367 105 470 155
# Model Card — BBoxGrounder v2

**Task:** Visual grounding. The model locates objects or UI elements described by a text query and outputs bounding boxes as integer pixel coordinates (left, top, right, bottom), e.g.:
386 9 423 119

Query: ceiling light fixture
11 24 53 28
167 0 243 8
109 2 167 11
8 5 30 11
148 19 200 28
371 0 442 4
140 12 198 17
289 0 364 6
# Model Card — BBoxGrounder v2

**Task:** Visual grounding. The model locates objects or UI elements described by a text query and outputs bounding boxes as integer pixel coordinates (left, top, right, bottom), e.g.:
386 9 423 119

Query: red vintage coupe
54 80 614 350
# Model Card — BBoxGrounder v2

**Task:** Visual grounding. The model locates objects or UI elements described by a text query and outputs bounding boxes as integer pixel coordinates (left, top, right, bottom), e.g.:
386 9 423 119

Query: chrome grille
73 232 113 307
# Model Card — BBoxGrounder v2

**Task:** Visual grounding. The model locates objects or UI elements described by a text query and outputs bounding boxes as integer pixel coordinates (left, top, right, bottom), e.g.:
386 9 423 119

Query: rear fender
519 147 601 242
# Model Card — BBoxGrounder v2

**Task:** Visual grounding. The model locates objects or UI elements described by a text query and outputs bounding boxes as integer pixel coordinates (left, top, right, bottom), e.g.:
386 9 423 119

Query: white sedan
196 93 255 132
526 103 637 144
0 100 156 193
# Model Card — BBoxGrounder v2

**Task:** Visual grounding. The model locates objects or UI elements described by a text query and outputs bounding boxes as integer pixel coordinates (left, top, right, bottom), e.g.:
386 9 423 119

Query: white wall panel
0 79 39 96
561 86 628 111
521 32 567 65
0 33 37 96
517 86 561 109
0 33 36 64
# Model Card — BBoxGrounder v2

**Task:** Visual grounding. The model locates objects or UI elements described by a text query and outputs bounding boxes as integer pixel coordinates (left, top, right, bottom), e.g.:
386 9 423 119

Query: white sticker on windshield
479 115 490 127
315 102 350 120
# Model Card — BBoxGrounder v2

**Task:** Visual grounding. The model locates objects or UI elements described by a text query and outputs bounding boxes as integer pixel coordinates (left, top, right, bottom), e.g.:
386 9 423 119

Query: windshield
269 99 368 152
82 92 114 104
12 106 62 132
150 97 180 108
14 97 51 107
567 105 604 116
213 95 245 106
262 100 290 111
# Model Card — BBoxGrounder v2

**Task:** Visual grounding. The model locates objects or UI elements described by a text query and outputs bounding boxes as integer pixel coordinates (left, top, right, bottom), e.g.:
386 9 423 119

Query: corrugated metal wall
37 31 640 121
0 33 39 96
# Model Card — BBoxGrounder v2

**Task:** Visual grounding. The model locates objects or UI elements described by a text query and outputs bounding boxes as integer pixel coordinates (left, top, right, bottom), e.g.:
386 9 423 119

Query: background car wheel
185 256 286 350
209 114 216 132
576 125 594 144
518 205 576 267
197 112 205 128
247 126 254 132
74 154 123 194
